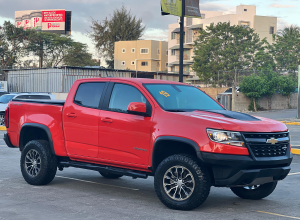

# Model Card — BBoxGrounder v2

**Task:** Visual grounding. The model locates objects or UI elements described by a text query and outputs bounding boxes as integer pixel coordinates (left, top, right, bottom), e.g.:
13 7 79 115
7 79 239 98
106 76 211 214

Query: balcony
176 54 191 61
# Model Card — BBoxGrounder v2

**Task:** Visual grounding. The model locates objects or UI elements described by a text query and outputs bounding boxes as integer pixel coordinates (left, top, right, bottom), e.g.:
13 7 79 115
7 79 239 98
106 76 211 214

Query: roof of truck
76 78 189 85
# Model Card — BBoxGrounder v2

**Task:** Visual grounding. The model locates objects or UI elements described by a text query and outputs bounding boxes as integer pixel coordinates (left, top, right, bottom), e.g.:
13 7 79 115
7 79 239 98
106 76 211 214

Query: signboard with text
161 0 201 17
15 9 70 34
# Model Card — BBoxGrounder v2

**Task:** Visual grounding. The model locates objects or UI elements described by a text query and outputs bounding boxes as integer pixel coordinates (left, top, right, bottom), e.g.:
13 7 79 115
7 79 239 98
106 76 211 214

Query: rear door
63 82 108 159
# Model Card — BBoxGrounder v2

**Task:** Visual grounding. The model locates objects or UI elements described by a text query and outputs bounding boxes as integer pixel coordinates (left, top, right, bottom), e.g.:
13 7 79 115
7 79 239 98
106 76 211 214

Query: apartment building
114 40 168 72
168 5 277 75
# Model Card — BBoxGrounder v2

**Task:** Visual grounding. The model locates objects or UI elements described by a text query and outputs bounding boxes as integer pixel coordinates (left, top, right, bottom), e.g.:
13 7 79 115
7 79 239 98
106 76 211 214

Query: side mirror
127 102 149 116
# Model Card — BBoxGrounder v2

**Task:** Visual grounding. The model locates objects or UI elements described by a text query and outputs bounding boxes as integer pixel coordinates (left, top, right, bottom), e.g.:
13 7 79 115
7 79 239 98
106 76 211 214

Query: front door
98 82 153 167
63 82 106 159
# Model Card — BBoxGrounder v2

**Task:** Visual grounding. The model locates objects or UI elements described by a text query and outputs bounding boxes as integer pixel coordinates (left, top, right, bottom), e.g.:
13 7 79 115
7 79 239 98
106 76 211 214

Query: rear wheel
20 140 57 185
154 154 211 210
99 171 123 179
230 182 277 200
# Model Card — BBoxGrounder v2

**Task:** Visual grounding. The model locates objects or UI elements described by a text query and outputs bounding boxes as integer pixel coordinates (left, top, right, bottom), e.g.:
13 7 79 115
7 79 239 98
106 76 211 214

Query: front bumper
200 151 293 187
4 133 17 148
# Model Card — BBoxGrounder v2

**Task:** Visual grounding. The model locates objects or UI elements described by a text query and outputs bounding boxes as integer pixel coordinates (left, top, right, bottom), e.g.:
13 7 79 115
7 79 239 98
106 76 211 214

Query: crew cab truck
4 78 293 210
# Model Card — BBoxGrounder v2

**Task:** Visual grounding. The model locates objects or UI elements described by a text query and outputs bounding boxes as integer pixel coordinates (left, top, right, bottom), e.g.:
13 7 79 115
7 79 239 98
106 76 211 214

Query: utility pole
297 65 300 119
179 0 185 83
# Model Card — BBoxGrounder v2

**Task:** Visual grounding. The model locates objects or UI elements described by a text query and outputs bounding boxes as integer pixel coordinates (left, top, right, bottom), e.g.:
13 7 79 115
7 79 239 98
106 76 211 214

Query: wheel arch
152 136 202 171
19 123 55 154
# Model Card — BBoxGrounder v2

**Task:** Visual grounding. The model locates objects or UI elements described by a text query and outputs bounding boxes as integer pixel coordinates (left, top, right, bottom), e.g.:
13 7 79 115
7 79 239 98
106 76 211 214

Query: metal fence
5 67 134 93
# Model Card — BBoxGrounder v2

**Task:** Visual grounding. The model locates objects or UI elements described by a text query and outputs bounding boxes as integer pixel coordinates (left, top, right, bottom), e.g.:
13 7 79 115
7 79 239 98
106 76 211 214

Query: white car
0 93 56 126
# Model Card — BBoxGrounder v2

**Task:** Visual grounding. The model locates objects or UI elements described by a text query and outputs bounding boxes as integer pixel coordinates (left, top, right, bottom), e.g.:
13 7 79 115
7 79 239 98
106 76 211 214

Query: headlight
206 129 245 147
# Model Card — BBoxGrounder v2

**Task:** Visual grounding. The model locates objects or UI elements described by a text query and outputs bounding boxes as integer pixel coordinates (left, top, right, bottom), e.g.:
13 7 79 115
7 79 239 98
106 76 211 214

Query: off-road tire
154 154 211 210
99 171 123 179
20 140 57 185
230 182 277 200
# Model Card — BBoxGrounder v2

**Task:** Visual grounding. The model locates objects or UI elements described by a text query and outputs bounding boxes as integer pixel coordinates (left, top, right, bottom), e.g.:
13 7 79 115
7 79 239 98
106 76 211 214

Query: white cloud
142 28 168 41
269 4 295 8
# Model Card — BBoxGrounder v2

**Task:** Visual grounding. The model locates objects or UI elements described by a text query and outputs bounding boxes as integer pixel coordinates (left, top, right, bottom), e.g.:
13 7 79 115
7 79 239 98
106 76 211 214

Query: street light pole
179 0 185 83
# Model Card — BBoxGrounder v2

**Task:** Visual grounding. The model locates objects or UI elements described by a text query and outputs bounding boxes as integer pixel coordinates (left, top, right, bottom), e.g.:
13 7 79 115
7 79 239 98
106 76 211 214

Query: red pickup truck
4 78 293 210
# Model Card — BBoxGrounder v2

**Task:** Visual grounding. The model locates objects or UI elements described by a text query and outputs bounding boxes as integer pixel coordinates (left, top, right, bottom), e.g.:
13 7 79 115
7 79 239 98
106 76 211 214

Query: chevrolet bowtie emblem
266 138 278 145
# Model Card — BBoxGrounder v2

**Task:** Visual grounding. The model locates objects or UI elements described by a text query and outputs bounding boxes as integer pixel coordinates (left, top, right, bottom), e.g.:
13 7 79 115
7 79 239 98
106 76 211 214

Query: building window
244 9 247 12
166 63 168 67
270 26 275 34
171 66 175 72
121 61 125 65
201 14 205 19
132 48 135 53
240 21 250 28
141 62 148 66
166 50 168 56
122 48 126 53
171 49 176 56
171 32 176 40
157 62 160 67
131 61 135 65
140 48 149 54
157 49 160 55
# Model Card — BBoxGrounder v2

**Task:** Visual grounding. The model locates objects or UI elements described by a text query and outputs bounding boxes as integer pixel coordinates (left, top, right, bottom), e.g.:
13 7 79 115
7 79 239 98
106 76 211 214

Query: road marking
257 211 300 219
288 172 300 176
56 175 139 191
0 126 6 131
280 121 300 125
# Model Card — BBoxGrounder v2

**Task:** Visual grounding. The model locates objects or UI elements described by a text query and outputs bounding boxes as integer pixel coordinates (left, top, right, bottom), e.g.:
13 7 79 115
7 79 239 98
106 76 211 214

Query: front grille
242 132 290 158
248 143 289 157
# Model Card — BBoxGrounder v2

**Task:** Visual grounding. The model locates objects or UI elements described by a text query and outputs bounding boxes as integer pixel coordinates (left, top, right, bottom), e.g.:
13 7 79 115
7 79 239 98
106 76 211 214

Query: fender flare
152 136 203 169
19 123 55 155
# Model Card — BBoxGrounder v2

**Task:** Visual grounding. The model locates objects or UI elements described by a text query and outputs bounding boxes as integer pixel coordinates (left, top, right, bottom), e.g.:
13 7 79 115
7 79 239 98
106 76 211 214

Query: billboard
161 0 201 17
15 9 71 34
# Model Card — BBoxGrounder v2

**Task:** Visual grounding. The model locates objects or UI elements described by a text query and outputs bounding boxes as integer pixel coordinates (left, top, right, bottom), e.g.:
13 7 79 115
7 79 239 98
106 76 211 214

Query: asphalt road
249 109 297 120
0 131 299 220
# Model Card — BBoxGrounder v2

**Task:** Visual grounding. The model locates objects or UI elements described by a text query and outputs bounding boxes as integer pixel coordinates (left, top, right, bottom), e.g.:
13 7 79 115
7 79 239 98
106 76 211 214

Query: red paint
6 78 289 171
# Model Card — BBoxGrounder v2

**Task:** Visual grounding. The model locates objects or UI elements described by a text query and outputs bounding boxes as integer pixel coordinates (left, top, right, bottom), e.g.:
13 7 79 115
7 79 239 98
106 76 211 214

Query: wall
53 93 68 100
199 87 229 100
233 93 298 112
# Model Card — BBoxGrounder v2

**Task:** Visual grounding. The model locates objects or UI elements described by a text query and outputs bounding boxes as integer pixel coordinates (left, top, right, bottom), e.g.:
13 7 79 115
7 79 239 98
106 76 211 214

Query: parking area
0 130 299 220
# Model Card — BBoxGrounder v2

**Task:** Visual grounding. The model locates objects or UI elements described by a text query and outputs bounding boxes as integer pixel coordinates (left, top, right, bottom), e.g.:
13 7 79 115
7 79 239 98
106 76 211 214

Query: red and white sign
15 9 66 32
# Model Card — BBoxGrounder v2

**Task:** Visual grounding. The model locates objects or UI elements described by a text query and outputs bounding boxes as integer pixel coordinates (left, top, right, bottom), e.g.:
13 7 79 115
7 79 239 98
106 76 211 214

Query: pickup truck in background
4 78 293 210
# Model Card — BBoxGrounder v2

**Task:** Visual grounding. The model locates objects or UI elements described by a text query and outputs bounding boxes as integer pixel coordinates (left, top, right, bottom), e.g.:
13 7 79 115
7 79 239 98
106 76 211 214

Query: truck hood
176 110 287 133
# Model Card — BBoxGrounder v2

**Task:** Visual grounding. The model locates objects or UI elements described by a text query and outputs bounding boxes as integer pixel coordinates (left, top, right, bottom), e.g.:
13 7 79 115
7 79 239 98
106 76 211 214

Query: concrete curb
279 121 300 125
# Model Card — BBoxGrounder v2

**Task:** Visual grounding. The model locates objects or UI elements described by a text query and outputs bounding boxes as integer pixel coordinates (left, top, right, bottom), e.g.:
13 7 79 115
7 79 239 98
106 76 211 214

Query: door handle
66 113 77 118
101 117 113 123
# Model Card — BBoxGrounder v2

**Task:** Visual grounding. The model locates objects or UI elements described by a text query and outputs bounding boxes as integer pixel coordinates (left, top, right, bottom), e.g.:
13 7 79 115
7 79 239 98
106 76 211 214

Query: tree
193 22 264 85
27 32 75 67
239 74 266 112
253 39 276 71
260 69 279 110
89 6 145 68
63 42 99 67
272 25 300 73
278 75 297 108
0 21 31 67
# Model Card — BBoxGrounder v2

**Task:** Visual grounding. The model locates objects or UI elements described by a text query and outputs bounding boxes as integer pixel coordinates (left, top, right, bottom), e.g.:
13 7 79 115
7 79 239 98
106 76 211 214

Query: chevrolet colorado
4 78 293 210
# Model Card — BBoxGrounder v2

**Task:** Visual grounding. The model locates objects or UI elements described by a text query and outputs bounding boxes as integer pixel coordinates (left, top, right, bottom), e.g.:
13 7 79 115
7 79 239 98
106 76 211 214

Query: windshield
0 95 15 104
144 84 224 112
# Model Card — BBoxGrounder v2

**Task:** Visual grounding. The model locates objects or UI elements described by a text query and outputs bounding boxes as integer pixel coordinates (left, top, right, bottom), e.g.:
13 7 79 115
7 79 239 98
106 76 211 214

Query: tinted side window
108 84 147 113
15 95 28 99
27 95 51 100
74 83 105 108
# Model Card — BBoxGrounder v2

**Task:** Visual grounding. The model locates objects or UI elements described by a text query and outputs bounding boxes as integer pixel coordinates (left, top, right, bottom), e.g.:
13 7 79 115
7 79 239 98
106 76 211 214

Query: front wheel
230 182 277 200
154 154 211 210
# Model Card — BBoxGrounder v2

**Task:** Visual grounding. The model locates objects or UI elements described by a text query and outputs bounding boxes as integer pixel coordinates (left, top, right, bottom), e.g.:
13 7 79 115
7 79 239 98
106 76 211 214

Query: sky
0 0 299 65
